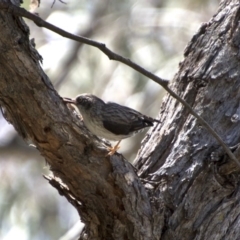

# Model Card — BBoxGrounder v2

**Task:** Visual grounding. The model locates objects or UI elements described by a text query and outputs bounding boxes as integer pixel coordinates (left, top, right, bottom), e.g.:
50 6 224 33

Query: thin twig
1 2 239 167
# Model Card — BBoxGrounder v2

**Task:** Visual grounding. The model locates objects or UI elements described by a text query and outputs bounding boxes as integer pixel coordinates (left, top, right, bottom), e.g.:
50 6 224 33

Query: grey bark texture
0 0 240 239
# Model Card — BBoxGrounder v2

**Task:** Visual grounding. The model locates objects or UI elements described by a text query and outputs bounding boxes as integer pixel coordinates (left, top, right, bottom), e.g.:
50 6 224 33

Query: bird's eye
78 98 92 109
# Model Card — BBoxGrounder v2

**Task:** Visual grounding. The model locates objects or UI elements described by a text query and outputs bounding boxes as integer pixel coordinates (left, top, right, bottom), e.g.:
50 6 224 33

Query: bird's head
63 93 105 112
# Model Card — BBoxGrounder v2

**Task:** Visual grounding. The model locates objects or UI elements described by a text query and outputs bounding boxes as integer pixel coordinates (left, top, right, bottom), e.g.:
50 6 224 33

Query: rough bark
1 0 240 239
0 1 154 239
135 0 240 239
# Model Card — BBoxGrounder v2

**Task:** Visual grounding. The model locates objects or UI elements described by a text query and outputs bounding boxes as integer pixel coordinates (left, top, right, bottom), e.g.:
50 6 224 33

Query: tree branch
0 1 239 166
0 6 157 237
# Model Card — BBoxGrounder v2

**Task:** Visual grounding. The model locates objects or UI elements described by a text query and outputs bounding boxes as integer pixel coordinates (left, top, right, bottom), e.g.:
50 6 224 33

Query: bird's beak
63 97 76 105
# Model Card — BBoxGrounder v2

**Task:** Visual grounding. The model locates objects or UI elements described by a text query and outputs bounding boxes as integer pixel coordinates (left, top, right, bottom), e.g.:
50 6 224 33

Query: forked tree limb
0 1 238 166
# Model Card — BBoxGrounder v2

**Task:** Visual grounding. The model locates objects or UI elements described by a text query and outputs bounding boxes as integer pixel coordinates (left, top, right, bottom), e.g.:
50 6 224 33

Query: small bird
63 94 160 155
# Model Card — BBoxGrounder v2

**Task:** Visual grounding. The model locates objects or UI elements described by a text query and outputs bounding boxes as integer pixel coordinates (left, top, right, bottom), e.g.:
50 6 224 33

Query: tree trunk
135 0 240 239
1 0 240 239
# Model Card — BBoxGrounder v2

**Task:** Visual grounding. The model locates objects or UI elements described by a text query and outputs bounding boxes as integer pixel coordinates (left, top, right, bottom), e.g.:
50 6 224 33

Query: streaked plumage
63 94 160 155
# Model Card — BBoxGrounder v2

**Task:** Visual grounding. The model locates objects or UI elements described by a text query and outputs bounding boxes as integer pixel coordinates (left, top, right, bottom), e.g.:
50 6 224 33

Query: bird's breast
81 113 124 141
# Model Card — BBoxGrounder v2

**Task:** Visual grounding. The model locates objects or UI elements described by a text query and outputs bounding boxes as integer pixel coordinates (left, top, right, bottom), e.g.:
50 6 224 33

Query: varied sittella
63 93 160 155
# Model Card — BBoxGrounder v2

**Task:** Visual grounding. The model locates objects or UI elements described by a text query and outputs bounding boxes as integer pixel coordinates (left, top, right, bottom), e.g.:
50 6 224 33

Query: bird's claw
106 140 121 156
106 145 120 156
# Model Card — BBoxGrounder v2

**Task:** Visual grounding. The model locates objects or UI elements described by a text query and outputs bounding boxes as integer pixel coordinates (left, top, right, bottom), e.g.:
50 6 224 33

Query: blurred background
0 0 219 239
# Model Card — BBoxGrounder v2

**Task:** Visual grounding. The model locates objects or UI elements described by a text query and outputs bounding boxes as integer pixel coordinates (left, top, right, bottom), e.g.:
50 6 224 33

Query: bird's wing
102 102 155 136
